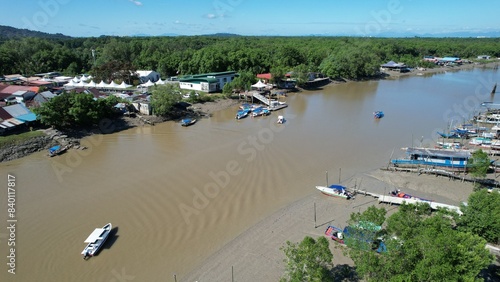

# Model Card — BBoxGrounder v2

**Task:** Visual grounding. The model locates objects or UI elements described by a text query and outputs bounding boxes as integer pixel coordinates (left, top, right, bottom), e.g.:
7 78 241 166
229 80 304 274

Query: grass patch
0 131 45 148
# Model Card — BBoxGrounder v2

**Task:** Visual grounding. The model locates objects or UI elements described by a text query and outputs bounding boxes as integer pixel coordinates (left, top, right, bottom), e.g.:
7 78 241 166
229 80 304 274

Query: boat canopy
49 145 60 153
328 184 347 191
405 147 470 159
84 228 106 243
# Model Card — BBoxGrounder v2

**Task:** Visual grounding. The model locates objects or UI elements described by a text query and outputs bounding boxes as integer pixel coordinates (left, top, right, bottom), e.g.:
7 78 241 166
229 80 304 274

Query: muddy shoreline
0 98 240 163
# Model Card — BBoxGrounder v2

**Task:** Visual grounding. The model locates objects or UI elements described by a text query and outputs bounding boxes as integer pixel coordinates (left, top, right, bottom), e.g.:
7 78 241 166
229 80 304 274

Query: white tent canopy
97 80 109 88
108 81 120 88
76 80 87 87
117 81 132 89
156 78 166 85
251 80 268 89
141 80 155 87
86 80 97 88
64 80 76 87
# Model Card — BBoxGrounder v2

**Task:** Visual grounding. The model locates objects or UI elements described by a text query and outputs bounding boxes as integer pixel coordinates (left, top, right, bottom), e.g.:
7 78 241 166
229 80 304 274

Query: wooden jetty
354 189 463 215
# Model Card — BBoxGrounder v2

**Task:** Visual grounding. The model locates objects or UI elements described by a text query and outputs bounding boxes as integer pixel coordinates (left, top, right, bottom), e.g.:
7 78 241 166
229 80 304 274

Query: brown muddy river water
1 67 499 281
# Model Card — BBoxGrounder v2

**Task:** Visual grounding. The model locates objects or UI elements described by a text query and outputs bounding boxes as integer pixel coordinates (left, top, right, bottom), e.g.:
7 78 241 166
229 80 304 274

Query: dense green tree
468 149 491 179
33 92 123 129
150 84 182 116
457 189 500 244
347 203 492 282
2 35 500 81
280 236 334 282
222 71 257 94
32 93 74 129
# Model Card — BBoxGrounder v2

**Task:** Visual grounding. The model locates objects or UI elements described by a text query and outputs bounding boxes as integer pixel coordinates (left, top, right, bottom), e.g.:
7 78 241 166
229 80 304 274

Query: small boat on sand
82 223 112 260
48 145 69 157
316 184 355 199
389 189 431 202
181 118 197 126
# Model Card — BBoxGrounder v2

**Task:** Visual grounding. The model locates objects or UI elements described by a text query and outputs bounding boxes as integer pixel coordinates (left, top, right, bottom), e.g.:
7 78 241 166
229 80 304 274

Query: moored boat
277 115 285 124
391 147 471 171
315 184 354 199
236 109 249 119
373 111 384 119
469 137 492 147
251 107 264 117
82 223 112 260
389 189 432 202
181 118 197 126
48 145 69 157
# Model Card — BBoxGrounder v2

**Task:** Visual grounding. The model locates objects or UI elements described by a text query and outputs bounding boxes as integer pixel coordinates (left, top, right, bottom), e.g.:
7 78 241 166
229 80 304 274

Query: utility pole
91 49 96 66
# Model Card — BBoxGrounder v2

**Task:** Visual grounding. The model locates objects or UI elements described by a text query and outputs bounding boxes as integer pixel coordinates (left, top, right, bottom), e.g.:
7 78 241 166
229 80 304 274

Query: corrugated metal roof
15 113 37 122
0 107 12 120
3 104 31 117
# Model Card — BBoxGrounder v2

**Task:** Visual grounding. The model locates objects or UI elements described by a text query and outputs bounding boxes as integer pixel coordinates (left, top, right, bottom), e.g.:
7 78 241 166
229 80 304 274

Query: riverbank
182 169 477 281
0 98 241 163
384 60 500 79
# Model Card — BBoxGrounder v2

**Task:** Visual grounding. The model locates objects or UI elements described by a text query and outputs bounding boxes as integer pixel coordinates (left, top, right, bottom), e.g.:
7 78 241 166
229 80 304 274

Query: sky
1 0 500 37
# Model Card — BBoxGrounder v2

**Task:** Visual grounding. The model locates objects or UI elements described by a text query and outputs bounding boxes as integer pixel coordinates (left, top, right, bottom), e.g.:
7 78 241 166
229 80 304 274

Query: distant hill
202 33 241 37
0 25 71 39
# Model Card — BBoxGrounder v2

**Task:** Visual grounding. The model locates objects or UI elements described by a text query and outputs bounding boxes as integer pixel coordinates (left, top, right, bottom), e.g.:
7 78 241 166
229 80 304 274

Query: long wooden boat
82 223 112 260
391 147 471 171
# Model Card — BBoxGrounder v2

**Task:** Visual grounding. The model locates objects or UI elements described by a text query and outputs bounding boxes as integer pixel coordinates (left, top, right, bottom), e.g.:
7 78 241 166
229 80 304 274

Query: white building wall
179 82 203 92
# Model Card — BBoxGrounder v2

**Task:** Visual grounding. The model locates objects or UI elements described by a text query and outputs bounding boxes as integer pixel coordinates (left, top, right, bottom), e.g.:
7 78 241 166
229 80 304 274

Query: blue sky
2 0 500 37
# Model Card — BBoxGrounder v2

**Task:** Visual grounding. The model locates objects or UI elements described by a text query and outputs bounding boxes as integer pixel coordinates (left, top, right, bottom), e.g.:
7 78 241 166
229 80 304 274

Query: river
1 66 499 281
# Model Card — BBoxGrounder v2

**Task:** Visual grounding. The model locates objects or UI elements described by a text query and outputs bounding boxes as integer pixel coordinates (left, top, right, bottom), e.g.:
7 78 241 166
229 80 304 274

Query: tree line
281 189 500 281
1 36 500 83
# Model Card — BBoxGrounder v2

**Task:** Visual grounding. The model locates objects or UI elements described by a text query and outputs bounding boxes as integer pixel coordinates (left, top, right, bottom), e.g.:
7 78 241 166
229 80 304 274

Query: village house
179 71 237 93
380 61 410 72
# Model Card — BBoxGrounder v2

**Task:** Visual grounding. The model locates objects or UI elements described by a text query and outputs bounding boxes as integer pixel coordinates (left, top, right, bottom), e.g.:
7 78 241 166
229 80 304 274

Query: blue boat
437 131 460 139
391 147 471 170
181 118 197 127
251 107 264 117
48 145 68 157
373 111 384 119
236 109 249 119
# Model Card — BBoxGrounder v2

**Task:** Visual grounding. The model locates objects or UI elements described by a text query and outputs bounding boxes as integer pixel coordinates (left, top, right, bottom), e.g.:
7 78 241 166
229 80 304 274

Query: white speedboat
315 185 354 199
82 223 112 259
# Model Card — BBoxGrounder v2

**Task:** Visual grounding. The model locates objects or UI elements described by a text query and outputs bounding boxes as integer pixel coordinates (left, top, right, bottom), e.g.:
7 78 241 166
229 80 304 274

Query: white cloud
206 14 217 19
129 0 143 6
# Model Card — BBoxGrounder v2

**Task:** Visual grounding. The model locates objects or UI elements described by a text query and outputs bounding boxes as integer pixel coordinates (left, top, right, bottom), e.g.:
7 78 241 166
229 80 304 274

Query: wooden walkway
353 189 463 215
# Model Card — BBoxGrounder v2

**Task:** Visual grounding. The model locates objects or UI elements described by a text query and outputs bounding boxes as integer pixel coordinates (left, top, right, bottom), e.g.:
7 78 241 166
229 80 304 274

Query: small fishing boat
389 189 431 202
251 107 264 117
181 118 197 126
48 145 68 157
277 115 285 124
82 223 112 260
315 184 354 199
373 111 384 119
437 131 460 139
469 137 492 147
236 109 249 119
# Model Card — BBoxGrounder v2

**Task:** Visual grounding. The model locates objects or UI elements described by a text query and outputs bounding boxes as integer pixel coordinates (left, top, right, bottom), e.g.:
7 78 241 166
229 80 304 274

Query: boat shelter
380 61 409 73
84 228 107 243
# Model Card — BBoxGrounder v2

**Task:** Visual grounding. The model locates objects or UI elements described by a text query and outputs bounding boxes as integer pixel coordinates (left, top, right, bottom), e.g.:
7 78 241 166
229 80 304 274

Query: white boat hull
315 186 350 199
82 223 112 259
